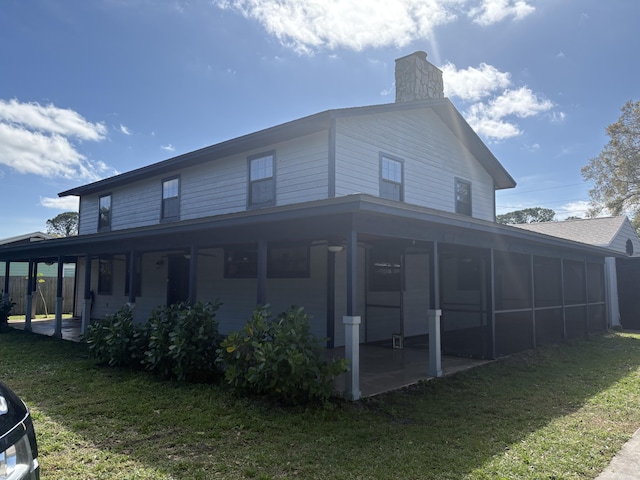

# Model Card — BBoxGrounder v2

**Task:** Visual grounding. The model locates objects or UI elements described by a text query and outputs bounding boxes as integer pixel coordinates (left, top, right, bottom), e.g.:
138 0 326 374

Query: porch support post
257 240 267 306
82 255 92 335
584 261 589 338
343 315 361 400
428 241 442 377
487 249 496 359
25 260 33 332
188 246 198 305
326 250 336 348
343 228 360 400
127 250 137 306
54 256 64 338
31 262 38 319
428 309 442 377
3 261 9 301
560 259 567 341
530 254 536 349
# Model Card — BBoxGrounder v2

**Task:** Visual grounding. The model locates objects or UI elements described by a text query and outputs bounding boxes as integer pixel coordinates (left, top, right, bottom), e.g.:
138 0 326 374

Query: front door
167 254 190 306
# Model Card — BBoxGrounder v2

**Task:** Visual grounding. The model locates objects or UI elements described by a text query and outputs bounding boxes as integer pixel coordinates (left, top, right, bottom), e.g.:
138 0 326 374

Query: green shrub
142 301 222 382
84 305 145 368
0 298 15 332
218 305 347 405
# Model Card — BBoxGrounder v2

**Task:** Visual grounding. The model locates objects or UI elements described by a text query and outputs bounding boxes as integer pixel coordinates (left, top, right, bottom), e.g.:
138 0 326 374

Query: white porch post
343 315 361 401
428 309 442 377
81 299 92 335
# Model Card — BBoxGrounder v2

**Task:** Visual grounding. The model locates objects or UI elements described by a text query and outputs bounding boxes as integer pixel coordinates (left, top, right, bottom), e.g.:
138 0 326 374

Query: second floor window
380 155 403 201
248 153 275 207
162 177 180 221
98 194 111 231
455 179 472 216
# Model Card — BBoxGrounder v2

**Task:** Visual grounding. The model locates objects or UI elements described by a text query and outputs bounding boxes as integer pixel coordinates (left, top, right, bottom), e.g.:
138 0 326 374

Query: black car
0 381 40 479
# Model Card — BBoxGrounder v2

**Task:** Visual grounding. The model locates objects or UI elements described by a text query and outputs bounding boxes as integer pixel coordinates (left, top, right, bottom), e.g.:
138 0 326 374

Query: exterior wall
609 221 640 257
334 109 496 221
78 132 329 234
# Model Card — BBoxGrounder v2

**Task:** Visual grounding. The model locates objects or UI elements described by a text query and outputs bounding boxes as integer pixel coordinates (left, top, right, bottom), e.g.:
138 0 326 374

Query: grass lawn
1 329 639 479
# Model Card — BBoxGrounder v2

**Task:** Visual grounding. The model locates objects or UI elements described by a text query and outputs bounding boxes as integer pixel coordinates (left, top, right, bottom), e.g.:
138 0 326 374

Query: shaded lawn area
1 329 640 479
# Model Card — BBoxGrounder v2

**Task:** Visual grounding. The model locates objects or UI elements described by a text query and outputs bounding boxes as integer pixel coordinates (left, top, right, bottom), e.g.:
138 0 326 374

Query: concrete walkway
597 428 640 479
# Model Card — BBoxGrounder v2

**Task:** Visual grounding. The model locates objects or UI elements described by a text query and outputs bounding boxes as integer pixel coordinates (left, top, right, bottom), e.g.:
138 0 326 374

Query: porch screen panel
563 260 586 305
494 251 532 310
535 308 563 346
565 305 587 339
534 256 562 308
439 251 488 358
588 304 607 332
495 311 534 356
587 262 605 303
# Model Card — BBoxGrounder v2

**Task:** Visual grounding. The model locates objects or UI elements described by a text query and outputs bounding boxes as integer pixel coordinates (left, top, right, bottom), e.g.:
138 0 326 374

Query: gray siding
610 221 640 257
334 109 496 221
78 132 329 234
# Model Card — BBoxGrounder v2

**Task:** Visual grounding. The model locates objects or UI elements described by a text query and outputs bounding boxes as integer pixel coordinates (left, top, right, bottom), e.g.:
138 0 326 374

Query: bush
84 305 145 368
218 305 347 405
0 298 15 332
142 301 222 382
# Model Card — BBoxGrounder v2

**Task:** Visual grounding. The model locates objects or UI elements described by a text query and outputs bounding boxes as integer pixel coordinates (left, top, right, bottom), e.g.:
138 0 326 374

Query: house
0 52 617 399
515 216 640 329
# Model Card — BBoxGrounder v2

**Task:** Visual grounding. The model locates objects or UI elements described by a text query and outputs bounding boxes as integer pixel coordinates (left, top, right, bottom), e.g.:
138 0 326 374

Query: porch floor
327 343 491 398
7 319 491 398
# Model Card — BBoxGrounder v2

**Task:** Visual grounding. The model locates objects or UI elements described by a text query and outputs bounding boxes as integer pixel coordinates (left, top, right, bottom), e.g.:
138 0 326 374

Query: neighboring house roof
0 232 53 246
514 216 640 256
58 98 516 198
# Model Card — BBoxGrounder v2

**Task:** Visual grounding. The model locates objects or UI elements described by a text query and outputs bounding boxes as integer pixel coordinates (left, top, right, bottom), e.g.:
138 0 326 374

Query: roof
0 231 53 246
58 98 516 197
0 194 615 263
514 216 632 250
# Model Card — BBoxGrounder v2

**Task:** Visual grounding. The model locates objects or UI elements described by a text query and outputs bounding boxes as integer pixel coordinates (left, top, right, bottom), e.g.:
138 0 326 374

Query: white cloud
120 124 132 135
40 196 80 211
215 0 534 53
161 144 175 152
443 63 554 140
556 200 592 220
468 0 535 26
0 99 111 181
442 62 511 101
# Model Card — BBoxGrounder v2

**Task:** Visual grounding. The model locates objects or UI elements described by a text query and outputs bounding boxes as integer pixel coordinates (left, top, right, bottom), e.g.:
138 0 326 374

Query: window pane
163 178 179 199
250 178 274 206
380 181 401 201
163 197 179 219
98 259 112 295
455 180 471 216
382 157 401 182
250 155 273 181
99 195 111 229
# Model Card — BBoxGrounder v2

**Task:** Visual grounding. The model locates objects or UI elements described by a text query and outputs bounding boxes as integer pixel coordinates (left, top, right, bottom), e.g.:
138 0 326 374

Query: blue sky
1 0 638 239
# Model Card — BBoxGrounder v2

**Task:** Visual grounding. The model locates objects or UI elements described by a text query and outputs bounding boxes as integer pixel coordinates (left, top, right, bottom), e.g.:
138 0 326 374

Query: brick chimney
395 51 444 103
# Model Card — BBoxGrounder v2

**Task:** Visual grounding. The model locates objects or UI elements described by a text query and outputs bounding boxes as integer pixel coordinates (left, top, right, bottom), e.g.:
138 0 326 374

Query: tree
496 207 556 225
582 100 640 229
46 211 78 237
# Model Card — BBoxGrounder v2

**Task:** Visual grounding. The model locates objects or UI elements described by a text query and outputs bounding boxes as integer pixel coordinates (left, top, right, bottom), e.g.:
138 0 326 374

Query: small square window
380 155 403 201
224 247 258 278
98 194 111 231
455 179 472 216
248 153 275 207
162 177 180 221
268 244 310 278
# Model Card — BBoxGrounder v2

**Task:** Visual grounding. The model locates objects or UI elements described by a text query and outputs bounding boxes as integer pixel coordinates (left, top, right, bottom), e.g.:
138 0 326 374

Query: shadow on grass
1 328 640 479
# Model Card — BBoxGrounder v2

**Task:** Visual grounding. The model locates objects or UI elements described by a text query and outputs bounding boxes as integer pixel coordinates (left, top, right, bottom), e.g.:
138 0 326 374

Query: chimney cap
395 51 428 63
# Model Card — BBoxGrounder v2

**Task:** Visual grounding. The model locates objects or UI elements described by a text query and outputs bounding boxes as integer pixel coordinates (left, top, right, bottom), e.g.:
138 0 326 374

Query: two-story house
0 52 615 399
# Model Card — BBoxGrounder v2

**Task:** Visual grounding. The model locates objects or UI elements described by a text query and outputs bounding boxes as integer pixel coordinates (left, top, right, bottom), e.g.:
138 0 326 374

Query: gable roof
58 98 516 198
514 216 640 254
